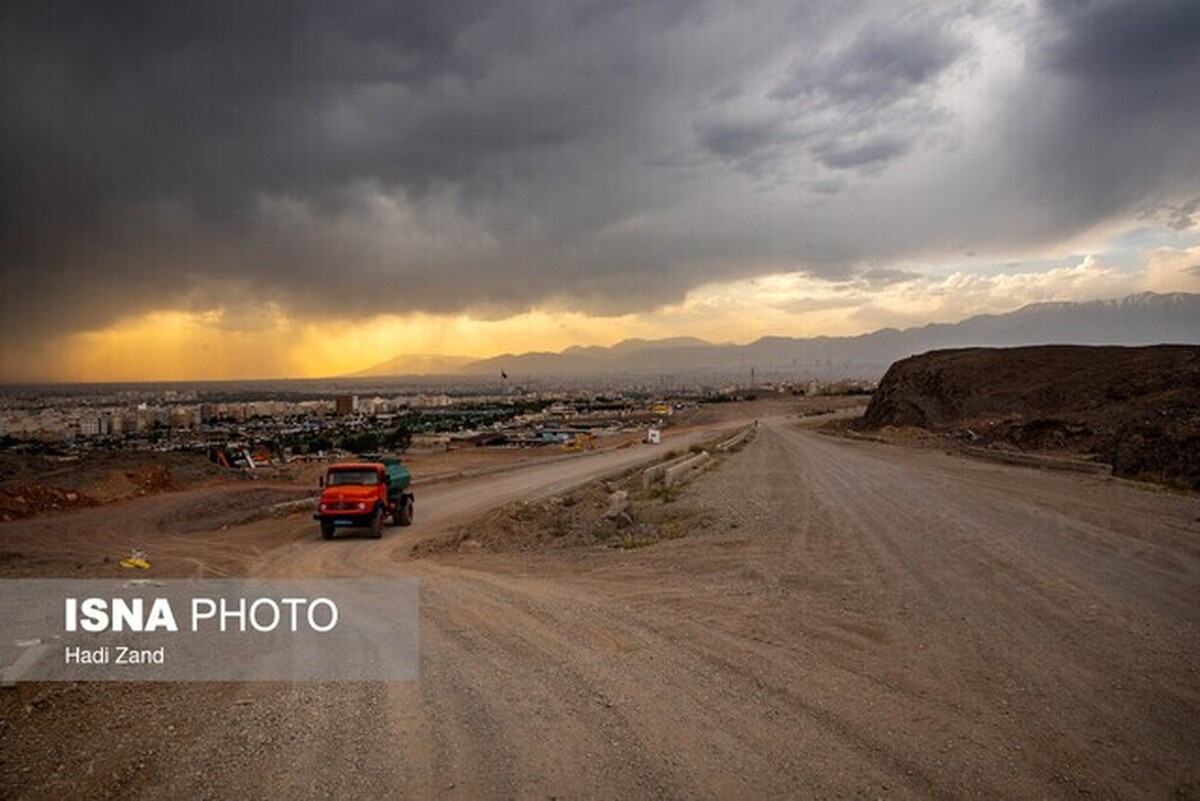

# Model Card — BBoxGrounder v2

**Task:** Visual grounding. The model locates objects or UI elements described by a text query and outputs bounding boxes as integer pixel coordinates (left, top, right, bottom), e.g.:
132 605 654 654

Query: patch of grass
509 503 540 523
658 520 689 541
545 515 570 538
651 484 679 503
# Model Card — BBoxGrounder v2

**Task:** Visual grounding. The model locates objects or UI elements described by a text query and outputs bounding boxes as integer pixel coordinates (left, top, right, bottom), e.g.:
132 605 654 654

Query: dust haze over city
2 2 1200 799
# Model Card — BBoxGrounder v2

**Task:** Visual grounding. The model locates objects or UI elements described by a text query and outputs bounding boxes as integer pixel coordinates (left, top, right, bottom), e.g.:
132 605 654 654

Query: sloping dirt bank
860 345 1200 487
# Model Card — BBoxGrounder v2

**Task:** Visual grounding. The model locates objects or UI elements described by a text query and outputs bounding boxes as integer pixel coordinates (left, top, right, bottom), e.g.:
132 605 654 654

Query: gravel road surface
3 418 1198 798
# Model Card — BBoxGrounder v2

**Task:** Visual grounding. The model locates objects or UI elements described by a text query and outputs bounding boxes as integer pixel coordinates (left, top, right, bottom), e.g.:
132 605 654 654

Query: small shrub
652 484 678 503
546 516 570 538
660 521 688 540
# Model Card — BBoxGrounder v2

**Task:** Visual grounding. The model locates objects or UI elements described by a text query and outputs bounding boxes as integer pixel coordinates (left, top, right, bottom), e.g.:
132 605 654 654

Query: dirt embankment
860 345 1200 487
412 468 703 557
412 435 754 558
0 452 235 522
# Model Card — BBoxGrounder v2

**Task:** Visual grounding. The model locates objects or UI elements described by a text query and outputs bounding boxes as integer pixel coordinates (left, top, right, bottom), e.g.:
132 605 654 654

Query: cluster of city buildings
0 391 469 446
0 386 685 455
0 376 869 458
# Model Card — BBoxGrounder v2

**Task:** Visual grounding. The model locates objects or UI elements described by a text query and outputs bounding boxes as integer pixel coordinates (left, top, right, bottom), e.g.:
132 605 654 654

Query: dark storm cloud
811 137 911 172
698 9 967 175
1 0 493 332
1 0 1197 343
1 0 708 336
695 117 785 162
1165 198 1199 231
768 16 966 105
1038 0 1200 84
1 1 485 224
972 0 1200 244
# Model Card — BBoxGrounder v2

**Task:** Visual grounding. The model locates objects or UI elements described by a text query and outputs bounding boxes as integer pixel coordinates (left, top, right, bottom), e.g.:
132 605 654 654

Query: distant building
168 406 197 429
409 434 451 450
136 406 168 429
119 410 143 434
415 394 452 409
364 396 390 414
334 394 359 415
78 415 115 437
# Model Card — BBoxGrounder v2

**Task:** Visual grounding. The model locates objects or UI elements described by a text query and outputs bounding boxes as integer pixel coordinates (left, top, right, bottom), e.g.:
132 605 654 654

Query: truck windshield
327 470 379 486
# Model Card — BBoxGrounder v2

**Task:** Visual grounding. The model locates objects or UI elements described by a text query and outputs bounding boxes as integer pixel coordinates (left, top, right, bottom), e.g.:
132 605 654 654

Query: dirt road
4 418 1199 798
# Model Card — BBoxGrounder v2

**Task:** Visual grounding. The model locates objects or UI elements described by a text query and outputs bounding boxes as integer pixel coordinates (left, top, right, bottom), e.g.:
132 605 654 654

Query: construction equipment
564 433 596 451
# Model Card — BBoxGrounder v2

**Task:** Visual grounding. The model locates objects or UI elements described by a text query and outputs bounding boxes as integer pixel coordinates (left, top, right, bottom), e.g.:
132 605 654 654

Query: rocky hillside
862 345 1200 488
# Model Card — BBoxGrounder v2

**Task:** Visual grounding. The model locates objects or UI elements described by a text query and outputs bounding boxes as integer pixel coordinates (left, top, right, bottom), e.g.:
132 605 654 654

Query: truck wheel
368 506 384 539
398 496 414 527
320 521 335 540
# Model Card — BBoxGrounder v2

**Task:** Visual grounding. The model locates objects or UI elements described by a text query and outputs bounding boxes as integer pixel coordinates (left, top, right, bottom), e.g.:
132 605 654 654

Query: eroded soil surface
3 411 1198 799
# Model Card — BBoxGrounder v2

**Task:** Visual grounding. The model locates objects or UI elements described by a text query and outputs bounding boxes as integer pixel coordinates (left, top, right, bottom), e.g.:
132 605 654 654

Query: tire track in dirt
6 415 1198 797
771 422 1200 795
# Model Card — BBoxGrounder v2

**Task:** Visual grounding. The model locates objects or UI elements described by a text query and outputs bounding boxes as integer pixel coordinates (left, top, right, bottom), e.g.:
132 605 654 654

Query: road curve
12 417 1200 798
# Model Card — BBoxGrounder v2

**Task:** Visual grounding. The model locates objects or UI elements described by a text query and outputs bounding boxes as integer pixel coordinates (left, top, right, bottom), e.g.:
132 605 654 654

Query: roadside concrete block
715 425 755 452
642 452 702 492
664 451 710 487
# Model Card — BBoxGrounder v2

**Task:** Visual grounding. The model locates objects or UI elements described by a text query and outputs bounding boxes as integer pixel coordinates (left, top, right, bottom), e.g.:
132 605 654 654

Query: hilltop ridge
350 292 1200 379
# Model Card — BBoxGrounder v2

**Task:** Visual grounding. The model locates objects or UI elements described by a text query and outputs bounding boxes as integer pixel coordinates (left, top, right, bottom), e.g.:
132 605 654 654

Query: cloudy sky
2 0 1198 381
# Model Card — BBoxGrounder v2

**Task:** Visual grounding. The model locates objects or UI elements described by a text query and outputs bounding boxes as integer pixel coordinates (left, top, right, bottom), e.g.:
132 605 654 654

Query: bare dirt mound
412 466 714 558
0 451 229 521
861 345 1200 487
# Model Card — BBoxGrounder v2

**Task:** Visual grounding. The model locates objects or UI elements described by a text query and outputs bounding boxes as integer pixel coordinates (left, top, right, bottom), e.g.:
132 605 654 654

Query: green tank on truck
313 459 414 540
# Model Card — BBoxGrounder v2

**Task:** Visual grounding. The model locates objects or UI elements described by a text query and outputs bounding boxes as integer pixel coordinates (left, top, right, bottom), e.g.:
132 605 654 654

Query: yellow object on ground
119 556 151 570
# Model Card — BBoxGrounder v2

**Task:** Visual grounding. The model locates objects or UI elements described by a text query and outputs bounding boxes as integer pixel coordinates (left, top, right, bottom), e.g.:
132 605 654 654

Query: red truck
314 459 414 540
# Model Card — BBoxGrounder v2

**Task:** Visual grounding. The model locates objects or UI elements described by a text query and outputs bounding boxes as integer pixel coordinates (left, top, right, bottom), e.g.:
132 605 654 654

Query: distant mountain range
349 354 476 377
349 291 1200 380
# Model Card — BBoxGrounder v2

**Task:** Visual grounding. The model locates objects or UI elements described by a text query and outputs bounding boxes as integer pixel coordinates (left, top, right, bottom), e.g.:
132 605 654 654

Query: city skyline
3 1 1199 381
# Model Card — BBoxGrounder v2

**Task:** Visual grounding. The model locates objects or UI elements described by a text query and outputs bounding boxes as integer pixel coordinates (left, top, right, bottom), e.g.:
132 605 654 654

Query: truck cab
314 460 414 540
